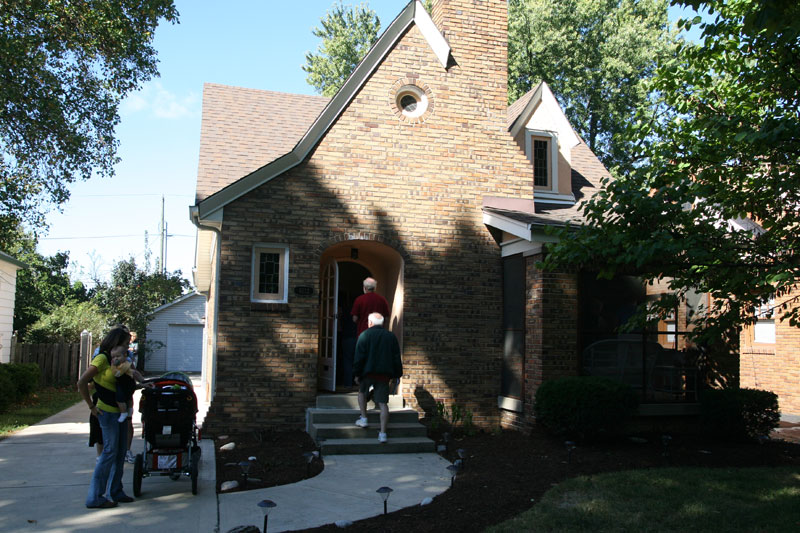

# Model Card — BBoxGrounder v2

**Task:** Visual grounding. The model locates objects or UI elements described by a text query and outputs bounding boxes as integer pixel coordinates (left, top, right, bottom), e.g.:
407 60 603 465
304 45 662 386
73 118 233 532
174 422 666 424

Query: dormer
509 82 581 205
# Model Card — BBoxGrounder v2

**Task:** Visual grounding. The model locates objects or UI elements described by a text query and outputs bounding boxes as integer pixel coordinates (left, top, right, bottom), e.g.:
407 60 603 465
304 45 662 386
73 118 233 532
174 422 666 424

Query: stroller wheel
133 454 143 497
190 464 199 495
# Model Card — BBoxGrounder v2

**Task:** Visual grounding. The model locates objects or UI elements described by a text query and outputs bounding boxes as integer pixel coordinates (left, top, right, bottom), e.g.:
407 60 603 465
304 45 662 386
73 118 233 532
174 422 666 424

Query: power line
39 234 194 240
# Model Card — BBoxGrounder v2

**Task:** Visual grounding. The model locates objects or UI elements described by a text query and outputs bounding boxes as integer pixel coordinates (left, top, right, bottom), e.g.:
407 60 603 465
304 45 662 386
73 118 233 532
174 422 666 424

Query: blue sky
36 0 700 287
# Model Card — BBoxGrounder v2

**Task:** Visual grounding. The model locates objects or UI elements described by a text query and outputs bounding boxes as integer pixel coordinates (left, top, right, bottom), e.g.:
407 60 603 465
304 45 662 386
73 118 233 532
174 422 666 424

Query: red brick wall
740 288 800 415
202 0 541 434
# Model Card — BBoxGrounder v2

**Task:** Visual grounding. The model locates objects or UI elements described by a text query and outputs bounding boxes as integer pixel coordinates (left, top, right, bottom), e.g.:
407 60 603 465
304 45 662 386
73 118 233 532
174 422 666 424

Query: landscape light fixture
376 486 393 515
238 460 252 488
447 464 459 487
457 448 466 467
565 441 576 464
661 434 672 459
303 451 315 478
258 499 277 533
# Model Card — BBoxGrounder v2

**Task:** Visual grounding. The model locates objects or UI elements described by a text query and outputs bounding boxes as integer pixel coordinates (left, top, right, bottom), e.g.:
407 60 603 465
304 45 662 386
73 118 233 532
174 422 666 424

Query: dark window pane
258 252 281 294
533 139 548 187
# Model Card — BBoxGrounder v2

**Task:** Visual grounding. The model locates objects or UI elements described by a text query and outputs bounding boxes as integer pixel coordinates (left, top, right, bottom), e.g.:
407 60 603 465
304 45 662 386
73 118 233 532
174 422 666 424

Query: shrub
534 376 640 441
0 363 40 406
699 387 780 442
0 366 17 412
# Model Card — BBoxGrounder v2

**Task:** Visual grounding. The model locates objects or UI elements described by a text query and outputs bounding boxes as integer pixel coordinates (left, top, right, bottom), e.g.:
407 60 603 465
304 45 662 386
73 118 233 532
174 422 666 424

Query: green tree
92 257 190 339
542 0 800 346
26 300 108 343
0 0 179 236
303 1 381 97
6 228 89 340
508 0 677 169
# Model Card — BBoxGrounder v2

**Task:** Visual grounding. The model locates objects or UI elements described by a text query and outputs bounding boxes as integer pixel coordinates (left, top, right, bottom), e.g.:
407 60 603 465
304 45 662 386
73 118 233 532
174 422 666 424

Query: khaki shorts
359 377 390 405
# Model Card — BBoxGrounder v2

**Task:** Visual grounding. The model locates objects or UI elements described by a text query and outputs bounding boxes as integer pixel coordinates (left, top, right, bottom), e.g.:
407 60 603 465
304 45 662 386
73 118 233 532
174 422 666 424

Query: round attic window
396 85 428 119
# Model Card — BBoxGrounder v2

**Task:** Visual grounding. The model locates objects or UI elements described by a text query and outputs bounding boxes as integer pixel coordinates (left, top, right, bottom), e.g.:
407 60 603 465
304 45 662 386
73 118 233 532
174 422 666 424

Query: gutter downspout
190 206 222 404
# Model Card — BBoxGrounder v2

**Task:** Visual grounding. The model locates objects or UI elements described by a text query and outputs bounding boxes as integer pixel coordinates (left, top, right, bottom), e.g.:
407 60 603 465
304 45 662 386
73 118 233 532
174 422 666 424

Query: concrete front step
308 408 420 425
320 436 436 455
315 392 403 410
313 421 429 441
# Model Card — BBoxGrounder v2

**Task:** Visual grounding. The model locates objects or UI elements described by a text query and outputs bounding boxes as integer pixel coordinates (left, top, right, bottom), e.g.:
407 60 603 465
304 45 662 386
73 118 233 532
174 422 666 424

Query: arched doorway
318 240 404 392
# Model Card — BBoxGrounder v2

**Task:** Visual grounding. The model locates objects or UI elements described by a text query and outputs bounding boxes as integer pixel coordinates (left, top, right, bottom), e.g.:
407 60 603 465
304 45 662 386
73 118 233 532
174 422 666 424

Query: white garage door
167 324 203 372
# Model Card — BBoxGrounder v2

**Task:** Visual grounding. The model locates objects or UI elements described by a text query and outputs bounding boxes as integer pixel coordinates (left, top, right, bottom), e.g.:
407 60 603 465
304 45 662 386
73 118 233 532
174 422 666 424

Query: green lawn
0 385 81 439
487 466 800 532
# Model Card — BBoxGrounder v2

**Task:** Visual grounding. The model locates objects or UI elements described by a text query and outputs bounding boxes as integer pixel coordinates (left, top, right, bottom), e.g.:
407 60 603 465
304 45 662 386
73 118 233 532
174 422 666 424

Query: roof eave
196 1 449 220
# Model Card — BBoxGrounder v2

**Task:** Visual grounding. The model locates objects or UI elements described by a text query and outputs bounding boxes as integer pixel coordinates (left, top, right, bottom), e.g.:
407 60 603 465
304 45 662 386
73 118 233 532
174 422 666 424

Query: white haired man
353 312 403 443
351 277 390 337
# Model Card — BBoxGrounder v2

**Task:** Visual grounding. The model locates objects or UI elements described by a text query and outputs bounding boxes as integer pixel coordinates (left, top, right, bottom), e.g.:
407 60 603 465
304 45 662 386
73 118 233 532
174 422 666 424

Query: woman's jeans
86 410 128 506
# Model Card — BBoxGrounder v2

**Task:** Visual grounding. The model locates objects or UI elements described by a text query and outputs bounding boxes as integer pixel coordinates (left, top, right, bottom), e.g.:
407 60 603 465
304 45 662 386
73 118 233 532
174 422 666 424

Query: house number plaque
294 286 314 296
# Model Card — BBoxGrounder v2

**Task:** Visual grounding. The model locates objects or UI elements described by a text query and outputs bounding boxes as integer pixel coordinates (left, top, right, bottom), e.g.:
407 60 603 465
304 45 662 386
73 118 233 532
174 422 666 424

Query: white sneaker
355 416 368 428
378 432 388 443
125 451 135 463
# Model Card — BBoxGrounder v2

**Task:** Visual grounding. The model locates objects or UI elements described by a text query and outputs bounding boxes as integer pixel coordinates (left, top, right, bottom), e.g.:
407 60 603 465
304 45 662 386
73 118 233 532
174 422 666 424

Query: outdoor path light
447 464 459 487
565 441 576 464
376 486 393 515
239 460 252 488
258 499 277 533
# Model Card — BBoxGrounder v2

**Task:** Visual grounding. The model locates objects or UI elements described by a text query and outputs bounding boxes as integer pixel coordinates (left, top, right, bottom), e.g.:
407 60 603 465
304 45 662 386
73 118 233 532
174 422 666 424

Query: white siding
0 261 20 363
146 293 206 372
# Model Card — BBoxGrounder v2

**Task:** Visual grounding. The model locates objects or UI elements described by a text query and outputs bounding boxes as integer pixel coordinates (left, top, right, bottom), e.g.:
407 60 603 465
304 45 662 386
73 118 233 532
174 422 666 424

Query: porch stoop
307 393 436 455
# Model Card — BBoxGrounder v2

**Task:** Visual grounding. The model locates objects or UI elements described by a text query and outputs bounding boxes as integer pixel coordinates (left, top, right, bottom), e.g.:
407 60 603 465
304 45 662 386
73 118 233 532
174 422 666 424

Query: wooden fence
10 331 93 387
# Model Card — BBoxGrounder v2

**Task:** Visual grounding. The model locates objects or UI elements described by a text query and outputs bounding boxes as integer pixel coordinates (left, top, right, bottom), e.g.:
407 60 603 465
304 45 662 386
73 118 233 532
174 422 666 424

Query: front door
318 258 338 391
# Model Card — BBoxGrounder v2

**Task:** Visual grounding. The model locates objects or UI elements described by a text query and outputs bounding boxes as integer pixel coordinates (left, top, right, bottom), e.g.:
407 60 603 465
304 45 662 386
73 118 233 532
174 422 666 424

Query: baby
111 345 137 423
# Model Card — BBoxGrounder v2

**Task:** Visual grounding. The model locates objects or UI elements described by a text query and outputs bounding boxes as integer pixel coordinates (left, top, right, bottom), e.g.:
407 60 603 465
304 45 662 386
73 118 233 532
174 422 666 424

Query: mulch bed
215 422 800 532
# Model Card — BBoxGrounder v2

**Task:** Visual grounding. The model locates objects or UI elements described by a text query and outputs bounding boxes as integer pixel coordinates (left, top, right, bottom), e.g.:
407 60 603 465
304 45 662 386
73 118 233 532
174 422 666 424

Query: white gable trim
149 292 203 316
197 1 451 220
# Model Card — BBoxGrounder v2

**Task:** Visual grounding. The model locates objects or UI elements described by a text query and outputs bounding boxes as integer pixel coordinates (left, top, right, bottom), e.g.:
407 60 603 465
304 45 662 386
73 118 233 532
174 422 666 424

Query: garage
146 292 205 373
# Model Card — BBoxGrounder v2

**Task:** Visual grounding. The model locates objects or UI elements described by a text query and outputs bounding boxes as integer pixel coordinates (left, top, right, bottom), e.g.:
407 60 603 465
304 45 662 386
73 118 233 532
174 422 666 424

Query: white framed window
525 129 558 192
251 244 289 303
753 299 775 344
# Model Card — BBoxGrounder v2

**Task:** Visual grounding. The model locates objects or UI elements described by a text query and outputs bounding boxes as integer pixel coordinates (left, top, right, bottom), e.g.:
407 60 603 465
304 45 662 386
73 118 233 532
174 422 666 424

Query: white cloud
121 81 200 119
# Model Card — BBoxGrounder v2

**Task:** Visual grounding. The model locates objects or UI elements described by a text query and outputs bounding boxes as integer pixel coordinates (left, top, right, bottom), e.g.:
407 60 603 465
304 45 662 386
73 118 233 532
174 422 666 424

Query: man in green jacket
353 312 403 443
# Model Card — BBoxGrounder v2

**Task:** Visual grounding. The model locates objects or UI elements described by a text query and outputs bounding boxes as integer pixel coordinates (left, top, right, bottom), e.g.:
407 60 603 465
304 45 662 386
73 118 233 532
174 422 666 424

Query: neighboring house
740 289 800 415
0 251 26 364
145 292 206 373
188 0 679 435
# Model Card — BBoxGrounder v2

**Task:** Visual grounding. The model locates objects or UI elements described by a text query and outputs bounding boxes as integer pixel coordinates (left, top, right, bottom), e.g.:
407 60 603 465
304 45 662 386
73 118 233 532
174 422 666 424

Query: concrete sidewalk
0 379 451 533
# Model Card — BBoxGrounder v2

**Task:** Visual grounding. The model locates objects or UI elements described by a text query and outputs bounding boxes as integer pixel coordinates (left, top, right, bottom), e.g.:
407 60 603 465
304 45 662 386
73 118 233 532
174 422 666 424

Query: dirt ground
215 418 800 532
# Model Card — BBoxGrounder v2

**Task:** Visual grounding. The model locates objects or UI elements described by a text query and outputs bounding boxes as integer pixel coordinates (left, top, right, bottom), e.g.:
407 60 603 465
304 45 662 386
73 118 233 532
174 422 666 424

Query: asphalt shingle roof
195 83 329 203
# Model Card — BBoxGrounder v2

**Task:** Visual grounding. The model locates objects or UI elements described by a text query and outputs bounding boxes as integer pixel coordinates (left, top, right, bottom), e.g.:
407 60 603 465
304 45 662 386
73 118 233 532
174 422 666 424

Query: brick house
190 0 614 434
740 288 800 415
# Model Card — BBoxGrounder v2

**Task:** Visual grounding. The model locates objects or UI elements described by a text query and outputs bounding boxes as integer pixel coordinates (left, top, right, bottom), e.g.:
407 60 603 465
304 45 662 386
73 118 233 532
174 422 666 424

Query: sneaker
355 416 369 428
378 432 388 444
114 494 134 503
125 450 135 463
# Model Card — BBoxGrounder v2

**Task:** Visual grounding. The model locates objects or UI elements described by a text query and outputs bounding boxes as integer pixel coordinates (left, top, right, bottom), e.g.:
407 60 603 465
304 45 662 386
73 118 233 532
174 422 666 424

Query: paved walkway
0 379 451 533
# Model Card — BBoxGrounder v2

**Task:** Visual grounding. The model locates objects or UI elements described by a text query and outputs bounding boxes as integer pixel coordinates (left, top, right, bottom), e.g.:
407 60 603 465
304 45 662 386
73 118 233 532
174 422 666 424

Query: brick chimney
429 0 509 125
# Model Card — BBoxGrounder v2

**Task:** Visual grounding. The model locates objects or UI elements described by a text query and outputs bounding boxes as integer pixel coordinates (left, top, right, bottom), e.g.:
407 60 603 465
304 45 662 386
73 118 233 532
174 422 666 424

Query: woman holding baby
77 326 140 509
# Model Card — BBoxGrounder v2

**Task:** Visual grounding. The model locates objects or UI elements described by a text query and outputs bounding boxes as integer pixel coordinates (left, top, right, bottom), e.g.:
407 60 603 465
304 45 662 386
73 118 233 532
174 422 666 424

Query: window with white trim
251 244 289 303
753 299 775 343
525 130 558 192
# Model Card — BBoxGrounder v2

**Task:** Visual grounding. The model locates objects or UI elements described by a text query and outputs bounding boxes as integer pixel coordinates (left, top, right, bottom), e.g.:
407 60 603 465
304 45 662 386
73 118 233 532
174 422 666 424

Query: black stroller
133 372 201 496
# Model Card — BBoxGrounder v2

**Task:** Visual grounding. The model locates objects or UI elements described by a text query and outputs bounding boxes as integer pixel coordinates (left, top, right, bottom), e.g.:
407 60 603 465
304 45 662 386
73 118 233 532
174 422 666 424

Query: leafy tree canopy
6 228 89 340
0 0 179 237
542 0 800 345
303 1 380 97
508 0 677 170
92 257 190 338
26 300 108 343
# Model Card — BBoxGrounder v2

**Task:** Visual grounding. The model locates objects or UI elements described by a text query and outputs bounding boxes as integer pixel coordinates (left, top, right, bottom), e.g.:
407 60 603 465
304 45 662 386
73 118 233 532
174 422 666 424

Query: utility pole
160 195 166 274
